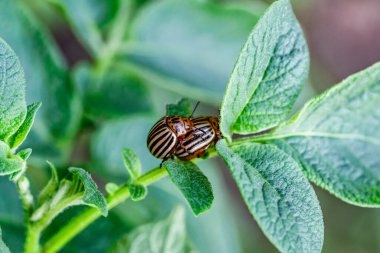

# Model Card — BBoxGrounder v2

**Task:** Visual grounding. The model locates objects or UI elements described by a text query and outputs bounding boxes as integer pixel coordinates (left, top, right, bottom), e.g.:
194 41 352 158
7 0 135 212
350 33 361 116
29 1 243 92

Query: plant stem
42 167 166 253
40 135 265 252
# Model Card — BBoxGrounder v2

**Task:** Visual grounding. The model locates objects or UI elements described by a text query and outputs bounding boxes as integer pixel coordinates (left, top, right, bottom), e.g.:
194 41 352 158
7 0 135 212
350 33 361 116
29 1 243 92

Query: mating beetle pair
147 102 222 165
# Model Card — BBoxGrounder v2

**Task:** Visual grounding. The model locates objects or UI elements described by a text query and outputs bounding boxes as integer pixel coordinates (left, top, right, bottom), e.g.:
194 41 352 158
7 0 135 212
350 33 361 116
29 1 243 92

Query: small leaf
267 62 380 206
8 148 32 181
105 182 119 195
0 37 27 142
164 160 214 216
166 98 192 117
108 206 187 253
69 167 108 216
122 148 141 180
8 102 41 149
216 140 323 253
38 161 59 205
129 184 147 201
0 141 25 176
220 0 309 140
0 227 11 253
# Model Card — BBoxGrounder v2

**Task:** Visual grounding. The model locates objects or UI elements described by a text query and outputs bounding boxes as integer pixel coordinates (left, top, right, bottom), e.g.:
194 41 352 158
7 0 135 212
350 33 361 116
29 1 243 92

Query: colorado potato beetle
147 102 200 162
147 102 222 164
176 116 222 160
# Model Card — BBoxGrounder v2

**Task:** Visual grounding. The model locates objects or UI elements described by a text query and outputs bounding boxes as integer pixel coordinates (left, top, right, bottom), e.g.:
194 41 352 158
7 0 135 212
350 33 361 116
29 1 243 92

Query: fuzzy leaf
0 227 11 253
8 102 41 149
0 0 80 163
164 161 214 216
69 167 108 216
267 62 380 206
108 206 187 253
216 140 323 253
122 148 141 180
38 161 59 205
129 184 147 202
166 98 192 117
105 183 119 195
16 148 31 160
0 38 26 143
0 141 25 176
220 0 308 139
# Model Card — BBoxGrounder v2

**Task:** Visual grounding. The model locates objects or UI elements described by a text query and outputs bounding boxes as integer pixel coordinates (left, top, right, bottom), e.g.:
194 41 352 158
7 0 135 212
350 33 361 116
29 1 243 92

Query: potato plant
0 0 379 252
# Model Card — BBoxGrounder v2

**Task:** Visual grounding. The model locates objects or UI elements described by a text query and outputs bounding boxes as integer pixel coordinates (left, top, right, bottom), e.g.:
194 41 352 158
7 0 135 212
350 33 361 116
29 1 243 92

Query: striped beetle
147 102 222 164
176 116 222 160
147 102 200 163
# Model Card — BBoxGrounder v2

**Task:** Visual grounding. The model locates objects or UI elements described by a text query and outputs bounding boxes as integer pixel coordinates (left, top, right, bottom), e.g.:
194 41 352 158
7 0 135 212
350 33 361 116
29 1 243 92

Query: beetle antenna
190 101 200 118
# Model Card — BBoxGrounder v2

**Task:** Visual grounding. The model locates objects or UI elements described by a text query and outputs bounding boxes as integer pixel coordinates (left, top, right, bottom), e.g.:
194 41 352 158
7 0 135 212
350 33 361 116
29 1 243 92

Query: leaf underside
269 62 380 206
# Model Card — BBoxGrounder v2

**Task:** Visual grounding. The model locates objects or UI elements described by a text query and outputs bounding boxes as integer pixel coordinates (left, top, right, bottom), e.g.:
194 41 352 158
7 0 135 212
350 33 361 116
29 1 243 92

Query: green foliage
124 0 261 104
220 0 308 140
74 63 152 120
129 184 147 202
105 182 119 195
0 38 26 143
216 140 323 253
109 206 189 253
164 161 214 216
0 141 26 176
0 0 80 163
166 98 192 117
38 162 59 205
68 168 108 216
54 0 128 59
0 0 379 252
8 103 41 149
268 62 380 206
122 148 141 181
0 227 11 253
91 116 159 180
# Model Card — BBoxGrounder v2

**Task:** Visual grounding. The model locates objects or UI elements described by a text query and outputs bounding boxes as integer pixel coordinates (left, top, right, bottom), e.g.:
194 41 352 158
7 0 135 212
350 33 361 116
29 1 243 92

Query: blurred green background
0 0 380 252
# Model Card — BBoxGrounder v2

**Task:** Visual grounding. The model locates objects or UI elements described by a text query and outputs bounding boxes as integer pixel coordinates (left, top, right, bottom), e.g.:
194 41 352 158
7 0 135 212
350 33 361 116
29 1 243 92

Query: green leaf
74 63 152 120
105 182 119 195
0 227 11 253
0 141 25 176
164 160 214 216
216 140 323 253
53 0 128 58
16 148 32 160
69 167 108 216
0 0 80 163
220 0 309 140
108 206 188 253
123 0 260 104
129 184 147 202
8 102 41 149
38 161 59 205
266 62 380 207
0 38 27 143
166 98 192 117
122 148 141 181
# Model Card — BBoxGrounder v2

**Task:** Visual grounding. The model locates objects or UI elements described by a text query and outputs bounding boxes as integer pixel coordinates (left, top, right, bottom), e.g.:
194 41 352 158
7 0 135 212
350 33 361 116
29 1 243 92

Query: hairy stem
42 167 166 253
40 135 266 252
